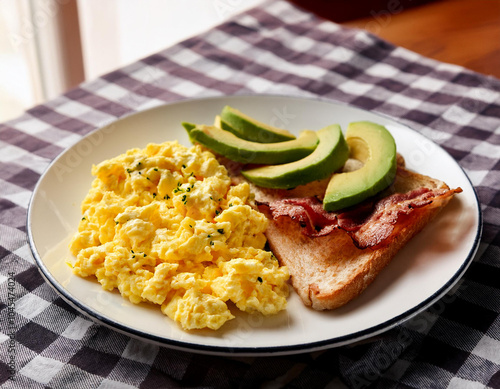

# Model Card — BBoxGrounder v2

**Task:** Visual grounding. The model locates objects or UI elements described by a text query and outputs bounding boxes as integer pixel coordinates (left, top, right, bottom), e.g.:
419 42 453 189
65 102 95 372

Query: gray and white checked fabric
1 1 499 388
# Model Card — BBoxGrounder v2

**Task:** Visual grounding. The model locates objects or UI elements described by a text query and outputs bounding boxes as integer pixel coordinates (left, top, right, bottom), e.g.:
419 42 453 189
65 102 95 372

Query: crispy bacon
258 187 462 249
263 197 337 236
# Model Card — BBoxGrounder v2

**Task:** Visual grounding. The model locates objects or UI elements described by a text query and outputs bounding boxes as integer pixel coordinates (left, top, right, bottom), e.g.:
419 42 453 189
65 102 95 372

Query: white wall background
0 0 265 122
77 0 265 80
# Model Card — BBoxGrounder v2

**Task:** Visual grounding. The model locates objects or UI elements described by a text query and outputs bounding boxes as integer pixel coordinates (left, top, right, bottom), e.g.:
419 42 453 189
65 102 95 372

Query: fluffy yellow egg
69 141 289 330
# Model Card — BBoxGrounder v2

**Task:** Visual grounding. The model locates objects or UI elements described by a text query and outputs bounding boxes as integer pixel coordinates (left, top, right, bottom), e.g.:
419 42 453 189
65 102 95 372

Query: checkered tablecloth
1 1 499 388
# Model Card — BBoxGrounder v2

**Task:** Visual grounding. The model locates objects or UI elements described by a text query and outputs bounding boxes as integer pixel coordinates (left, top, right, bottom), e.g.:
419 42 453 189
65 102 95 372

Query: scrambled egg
69 141 289 330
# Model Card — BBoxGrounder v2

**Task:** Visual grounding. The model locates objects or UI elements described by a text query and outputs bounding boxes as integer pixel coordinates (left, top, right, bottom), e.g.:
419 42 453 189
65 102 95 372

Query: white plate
27 95 482 356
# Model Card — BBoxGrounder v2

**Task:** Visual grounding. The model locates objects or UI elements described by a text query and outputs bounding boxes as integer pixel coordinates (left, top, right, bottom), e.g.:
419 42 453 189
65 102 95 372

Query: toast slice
222 155 462 310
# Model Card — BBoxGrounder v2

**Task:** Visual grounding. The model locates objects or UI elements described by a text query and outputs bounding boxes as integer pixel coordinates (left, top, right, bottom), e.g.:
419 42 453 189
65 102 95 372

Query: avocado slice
220 106 296 143
323 121 397 212
241 124 349 189
213 115 237 135
182 122 196 133
184 123 318 164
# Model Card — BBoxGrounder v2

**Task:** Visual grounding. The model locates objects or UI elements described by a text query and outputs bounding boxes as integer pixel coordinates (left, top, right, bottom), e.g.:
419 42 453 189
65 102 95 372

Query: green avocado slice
213 115 239 136
219 106 296 143
182 122 196 133
183 123 318 164
323 121 397 212
241 124 349 189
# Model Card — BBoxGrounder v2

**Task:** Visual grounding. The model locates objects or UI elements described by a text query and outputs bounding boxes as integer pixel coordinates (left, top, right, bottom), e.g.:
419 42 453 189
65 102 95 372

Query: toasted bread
223 155 461 310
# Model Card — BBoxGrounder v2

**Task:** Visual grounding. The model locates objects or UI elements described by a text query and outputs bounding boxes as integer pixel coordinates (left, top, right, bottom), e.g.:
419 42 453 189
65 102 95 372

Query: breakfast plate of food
27 95 482 356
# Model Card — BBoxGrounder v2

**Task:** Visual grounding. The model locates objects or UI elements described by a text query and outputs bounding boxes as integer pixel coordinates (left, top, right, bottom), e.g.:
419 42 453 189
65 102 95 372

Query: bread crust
266 199 449 310
249 157 459 310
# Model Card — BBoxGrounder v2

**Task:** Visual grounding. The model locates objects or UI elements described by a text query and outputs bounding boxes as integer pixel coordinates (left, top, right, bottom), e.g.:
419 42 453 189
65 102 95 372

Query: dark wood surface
290 0 500 78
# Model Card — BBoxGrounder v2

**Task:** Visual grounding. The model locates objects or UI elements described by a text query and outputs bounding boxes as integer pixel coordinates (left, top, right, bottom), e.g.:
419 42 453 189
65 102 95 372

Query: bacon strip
258 187 462 249
264 197 337 236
